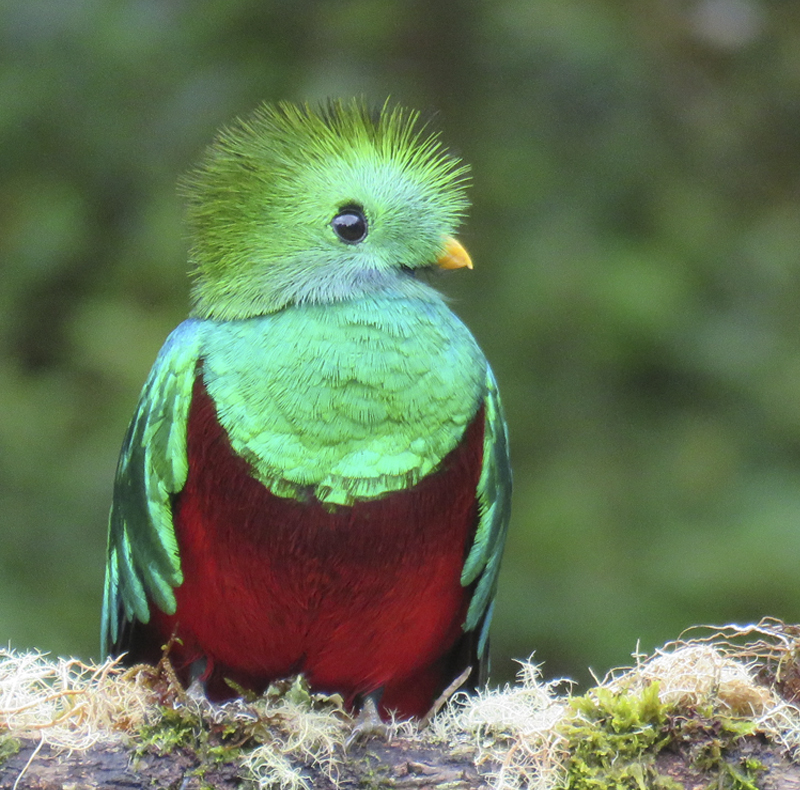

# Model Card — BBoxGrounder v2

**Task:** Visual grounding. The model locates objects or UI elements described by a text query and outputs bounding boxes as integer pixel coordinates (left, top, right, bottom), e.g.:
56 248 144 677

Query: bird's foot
345 694 389 749
184 657 210 702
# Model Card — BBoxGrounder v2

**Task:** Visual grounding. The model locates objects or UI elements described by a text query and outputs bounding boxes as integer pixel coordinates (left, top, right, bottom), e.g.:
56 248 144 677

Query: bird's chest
199 297 485 504
165 376 486 697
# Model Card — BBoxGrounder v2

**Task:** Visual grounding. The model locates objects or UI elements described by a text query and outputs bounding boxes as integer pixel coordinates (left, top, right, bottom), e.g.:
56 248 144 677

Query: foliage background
2 0 800 687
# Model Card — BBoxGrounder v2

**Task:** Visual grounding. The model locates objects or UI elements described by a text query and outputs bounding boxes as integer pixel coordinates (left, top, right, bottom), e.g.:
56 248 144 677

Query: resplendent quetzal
101 100 511 720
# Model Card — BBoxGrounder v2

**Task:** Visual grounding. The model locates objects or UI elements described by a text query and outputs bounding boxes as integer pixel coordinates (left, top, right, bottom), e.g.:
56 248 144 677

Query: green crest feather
181 99 470 320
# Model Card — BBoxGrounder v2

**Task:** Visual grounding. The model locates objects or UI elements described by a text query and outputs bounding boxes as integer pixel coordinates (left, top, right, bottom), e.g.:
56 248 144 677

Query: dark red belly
143 376 485 719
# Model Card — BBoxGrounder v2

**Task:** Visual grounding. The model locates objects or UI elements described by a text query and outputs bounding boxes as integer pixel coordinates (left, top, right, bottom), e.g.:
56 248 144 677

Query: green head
182 100 472 320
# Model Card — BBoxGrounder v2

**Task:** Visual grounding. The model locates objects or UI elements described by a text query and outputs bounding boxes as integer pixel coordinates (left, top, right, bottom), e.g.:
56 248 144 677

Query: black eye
331 207 368 244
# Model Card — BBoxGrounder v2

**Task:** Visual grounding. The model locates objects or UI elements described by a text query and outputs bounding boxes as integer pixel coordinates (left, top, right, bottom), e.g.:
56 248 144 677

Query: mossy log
4 735 487 790
4 621 800 789
2 731 800 789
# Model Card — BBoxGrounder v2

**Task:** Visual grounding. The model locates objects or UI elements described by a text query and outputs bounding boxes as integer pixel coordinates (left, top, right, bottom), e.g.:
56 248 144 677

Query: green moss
671 708 764 790
558 683 768 790
357 753 394 789
721 759 764 790
128 671 347 790
0 736 21 766
559 682 678 790
134 701 255 778
136 704 205 754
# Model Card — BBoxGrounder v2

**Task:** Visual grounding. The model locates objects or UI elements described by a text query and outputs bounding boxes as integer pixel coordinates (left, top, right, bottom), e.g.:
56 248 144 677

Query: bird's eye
331 207 368 244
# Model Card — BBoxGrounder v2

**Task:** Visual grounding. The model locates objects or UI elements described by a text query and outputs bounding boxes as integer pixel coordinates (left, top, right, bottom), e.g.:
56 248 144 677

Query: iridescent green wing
461 366 512 665
101 319 204 655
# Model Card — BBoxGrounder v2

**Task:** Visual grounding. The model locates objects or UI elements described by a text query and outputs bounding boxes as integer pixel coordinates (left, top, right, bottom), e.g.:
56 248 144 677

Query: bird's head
182 100 471 320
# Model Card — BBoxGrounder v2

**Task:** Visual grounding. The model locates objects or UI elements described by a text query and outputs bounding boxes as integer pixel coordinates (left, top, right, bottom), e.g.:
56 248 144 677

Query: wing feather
461 366 512 660
101 320 204 654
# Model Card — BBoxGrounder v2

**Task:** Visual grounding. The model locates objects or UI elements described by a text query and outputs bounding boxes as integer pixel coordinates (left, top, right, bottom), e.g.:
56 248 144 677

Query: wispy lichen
3 621 800 789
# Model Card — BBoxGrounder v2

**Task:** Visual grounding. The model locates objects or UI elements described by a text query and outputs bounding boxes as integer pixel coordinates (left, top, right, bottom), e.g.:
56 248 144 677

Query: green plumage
102 100 511 714
203 291 485 504
184 100 469 319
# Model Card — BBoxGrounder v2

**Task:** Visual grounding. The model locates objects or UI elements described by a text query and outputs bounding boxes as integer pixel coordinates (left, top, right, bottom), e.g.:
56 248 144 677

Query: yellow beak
436 236 473 270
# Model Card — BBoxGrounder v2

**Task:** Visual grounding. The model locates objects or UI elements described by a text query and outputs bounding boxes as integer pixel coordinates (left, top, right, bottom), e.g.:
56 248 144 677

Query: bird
101 99 511 721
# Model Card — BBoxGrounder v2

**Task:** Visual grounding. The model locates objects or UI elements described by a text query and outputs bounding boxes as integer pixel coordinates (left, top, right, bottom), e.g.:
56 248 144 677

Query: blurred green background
3 0 800 689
